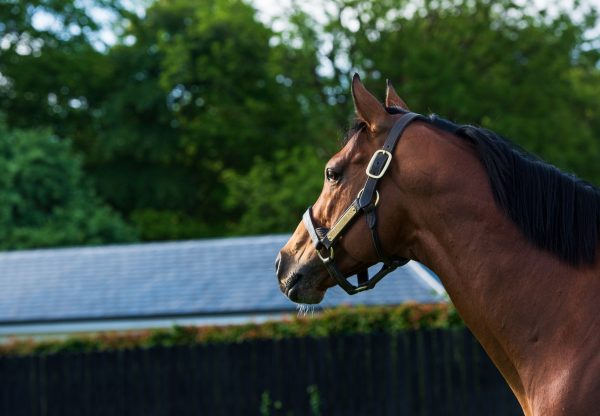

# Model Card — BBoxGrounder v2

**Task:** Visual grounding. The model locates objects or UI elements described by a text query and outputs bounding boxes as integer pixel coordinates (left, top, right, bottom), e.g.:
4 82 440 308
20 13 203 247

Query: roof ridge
0 234 292 259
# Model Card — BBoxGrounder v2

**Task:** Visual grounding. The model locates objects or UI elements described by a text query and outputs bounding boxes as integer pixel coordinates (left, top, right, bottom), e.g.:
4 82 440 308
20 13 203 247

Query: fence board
0 328 522 416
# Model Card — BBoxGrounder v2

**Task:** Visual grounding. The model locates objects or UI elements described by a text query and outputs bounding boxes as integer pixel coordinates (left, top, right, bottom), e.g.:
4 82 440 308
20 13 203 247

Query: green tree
1 0 598 243
156 0 325 205
0 120 136 249
82 7 191 240
86 0 339 239
312 0 600 184
222 146 325 234
0 0 128 143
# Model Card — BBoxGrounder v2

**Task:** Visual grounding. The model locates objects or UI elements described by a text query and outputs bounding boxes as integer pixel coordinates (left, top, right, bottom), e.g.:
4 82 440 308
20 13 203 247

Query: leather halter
302 111 426 295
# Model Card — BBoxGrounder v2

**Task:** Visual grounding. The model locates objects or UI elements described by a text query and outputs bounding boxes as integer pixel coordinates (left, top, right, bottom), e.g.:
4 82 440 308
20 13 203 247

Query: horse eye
326 168 341 183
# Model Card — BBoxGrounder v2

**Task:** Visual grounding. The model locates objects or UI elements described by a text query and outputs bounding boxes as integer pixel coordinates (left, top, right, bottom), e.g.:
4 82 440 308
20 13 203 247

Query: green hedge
0 303 462 357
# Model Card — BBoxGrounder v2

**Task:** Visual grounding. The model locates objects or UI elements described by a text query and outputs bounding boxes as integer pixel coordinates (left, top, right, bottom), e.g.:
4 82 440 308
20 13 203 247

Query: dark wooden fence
0 328 522 416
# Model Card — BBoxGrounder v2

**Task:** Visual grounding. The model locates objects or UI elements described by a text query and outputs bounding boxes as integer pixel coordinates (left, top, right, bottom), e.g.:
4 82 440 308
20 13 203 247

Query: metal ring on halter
357 189 380 206
317 246 334 261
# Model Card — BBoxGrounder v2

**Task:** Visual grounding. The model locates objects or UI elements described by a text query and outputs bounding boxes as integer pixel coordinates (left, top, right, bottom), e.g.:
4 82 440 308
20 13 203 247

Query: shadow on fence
0 328 522 416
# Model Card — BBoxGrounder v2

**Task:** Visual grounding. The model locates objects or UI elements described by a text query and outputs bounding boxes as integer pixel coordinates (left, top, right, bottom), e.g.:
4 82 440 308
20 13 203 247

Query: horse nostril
275 253 282 273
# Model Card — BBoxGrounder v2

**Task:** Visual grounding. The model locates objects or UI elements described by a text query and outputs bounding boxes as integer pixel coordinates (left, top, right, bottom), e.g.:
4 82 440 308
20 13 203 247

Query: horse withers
275 74 600 416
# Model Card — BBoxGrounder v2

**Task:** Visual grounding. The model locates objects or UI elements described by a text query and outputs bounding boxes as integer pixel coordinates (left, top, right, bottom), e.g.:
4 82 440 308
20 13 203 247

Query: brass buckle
366 150 392 179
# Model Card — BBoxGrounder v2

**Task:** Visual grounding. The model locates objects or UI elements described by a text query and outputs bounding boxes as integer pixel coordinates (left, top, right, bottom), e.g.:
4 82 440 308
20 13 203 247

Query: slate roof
0 235 444 325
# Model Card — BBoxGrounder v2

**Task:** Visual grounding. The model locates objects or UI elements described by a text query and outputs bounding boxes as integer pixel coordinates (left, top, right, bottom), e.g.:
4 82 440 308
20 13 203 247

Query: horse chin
287 284 326 304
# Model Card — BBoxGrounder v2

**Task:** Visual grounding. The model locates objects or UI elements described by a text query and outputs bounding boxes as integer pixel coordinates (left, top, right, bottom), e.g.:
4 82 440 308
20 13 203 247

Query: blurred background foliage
0 119 135 248
0 0 599 248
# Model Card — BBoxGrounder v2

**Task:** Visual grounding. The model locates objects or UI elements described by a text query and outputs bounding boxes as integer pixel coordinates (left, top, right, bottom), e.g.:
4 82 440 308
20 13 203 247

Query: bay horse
275 74 600 415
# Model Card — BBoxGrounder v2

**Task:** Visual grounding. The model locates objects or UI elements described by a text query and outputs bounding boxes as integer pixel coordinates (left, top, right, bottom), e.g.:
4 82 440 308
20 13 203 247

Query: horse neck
397 124 540 327
393 123 600 411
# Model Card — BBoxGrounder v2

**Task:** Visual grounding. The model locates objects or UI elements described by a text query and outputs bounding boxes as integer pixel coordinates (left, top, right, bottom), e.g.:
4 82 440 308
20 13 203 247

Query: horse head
276 75 425 304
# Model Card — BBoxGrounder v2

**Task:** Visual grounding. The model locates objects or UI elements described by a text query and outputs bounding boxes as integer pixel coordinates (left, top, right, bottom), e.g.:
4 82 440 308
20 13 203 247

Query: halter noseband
302 112 426 295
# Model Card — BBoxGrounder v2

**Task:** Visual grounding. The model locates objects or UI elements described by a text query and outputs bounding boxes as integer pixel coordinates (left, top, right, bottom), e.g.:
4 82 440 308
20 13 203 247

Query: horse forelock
341 119 367 148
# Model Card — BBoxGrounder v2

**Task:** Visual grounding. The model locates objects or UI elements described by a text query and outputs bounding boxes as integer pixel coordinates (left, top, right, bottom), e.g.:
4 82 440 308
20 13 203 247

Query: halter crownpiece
302 111 427 295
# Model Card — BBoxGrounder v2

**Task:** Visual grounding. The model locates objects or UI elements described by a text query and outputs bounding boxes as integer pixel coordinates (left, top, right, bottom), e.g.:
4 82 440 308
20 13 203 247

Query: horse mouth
282 271 327 304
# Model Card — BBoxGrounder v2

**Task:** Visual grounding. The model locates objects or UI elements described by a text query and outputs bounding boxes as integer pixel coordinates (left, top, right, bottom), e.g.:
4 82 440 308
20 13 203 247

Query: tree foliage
0 0 127 141
82 0 339 238
0 0 598 245
317 0 600 180
0 120 136 249
223 147 326 234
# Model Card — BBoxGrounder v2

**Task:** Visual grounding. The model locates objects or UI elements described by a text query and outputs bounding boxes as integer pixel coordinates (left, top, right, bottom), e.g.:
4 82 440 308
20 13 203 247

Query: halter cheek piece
302 112 427 295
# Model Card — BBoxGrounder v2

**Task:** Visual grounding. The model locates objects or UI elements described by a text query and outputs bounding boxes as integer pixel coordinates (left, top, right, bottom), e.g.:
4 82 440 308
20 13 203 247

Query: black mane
388 107 600 265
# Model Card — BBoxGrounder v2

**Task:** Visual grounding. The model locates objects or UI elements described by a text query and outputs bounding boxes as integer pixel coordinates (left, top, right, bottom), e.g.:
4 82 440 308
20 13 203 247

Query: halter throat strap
303 112 426 295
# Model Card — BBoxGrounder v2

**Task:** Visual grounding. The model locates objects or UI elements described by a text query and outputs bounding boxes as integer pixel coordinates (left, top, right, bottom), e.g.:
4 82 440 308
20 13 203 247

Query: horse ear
351 73 387 127
385 79 409 110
